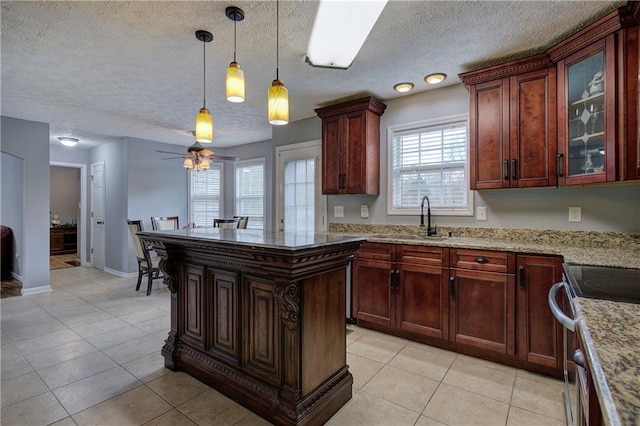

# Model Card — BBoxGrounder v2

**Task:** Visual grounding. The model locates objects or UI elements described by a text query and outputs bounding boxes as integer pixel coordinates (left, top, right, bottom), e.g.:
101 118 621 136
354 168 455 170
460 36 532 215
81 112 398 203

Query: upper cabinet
316 97 386 195
462 55 557 189
461 2 639 188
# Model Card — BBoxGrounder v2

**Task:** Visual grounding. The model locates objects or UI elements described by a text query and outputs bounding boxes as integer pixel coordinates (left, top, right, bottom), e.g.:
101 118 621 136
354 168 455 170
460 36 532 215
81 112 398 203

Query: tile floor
1 267 566 425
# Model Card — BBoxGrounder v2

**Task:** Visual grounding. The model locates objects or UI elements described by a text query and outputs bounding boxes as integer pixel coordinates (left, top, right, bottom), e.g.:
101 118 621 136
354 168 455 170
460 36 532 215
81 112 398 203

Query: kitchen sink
371 234 449 241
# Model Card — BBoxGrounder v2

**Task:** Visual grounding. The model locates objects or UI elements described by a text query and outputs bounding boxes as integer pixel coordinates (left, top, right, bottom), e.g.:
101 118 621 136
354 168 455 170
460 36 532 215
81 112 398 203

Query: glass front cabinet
557 36 616 185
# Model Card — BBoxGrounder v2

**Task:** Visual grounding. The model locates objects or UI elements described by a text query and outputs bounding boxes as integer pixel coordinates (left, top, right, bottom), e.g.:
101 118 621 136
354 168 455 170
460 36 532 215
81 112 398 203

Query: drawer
450 249 515 273
50 228 64 235
398 245 448 267
355 242 395 262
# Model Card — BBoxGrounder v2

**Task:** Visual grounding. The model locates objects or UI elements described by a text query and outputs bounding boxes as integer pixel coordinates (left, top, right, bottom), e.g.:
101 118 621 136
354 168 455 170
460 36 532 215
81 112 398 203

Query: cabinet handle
557 153 564 178
389 270 394 290
395 270 400 289
503 160 509 181
474 257 488 264
338 173 343 189
449 276 455 298
511 159 517 181
519 265 525 289
340 173 346 189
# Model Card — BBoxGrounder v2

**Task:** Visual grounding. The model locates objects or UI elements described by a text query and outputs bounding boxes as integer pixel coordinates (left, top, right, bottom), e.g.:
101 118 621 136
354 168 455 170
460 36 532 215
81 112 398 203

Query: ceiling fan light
183 157 194 168
424 73 447 84
226 62 245 103
268 79 289 125
195 107 213 143
58 137 79 147
200 158 210 170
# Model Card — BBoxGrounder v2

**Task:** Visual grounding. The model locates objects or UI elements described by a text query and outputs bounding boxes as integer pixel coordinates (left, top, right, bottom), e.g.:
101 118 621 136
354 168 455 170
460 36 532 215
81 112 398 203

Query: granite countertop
574 297 640 426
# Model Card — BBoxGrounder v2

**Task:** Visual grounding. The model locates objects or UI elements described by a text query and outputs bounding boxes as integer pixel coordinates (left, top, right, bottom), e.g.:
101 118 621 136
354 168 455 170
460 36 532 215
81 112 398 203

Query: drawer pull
449 276 455 298
503 160 509 181
519 265 525 289
474 257 488 264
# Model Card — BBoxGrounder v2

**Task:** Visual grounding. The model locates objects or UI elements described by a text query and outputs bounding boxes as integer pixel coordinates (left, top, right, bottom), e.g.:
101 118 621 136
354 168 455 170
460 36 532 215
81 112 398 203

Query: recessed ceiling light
393 82 414 93
58 137 79 147
424 73 447 84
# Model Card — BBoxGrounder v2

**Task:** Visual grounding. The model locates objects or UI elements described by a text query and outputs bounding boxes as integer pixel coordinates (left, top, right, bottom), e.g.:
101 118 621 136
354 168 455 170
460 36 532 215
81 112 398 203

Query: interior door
275 141 326 233
90 161 105 270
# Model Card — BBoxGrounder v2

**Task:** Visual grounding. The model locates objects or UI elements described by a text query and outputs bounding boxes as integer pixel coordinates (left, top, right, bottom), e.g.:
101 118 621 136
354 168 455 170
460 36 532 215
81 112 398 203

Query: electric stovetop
564 264 640 304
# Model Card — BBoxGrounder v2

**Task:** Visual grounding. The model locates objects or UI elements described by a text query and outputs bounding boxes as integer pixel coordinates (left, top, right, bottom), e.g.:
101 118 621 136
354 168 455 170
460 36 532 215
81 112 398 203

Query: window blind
189 165 222 227
235 159 265 230
391 121 468 211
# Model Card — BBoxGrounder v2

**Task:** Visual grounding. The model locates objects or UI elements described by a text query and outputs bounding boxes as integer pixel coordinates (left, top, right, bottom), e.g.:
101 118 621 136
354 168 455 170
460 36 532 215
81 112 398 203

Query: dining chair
214 218 239 229
235 216 249 229
127 219 163 295
151 216 179 230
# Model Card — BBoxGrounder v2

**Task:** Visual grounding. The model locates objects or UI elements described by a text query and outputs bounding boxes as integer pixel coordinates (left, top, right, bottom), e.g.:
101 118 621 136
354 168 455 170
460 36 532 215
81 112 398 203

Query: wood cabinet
516 255 563 369
449 249 516 355
353 243 449 340
50 225 77 255
576 328 604 426
316 97 386 195
463 55 557 189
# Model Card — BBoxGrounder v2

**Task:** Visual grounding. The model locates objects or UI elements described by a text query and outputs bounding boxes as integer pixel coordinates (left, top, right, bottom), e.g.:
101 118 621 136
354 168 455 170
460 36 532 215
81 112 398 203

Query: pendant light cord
202 38 207 108
233 19 237 63
276 0 279 81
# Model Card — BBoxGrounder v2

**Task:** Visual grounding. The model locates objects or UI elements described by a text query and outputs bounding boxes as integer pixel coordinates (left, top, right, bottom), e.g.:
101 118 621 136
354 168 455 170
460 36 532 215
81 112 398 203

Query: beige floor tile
52 366 142 414
388 346 454 381
361 365 439 412
119 306 167 325
102 301 151 317
347 335 405 364
511 376 565 421
176 389 255 426
37 351 118 389
71 316 130 338
4 316 68 341
234 411 273 425
143 408 197 425
50 416 78 426
507 406 565 425
443 356 515 403
136 315 171 334
457 353 518 374
59 309 116 328
0 392 69 426
25 339 98 370
46 302 100 320
147 372 210 406
347 352 384 390
346 329 365 346
415 415 447 426
424 383 510 425
72 385 172 425
326 389 420 426
516 368 563 384
1 355 34 380
13 328 82 355
1 371 49 407
122 351 172 383
85 324 148 350
405 340 458 359
101 333 166 364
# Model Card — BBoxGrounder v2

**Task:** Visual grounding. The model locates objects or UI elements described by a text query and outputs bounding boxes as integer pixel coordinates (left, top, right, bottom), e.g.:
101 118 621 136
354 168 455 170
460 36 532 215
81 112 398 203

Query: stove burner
565 264 640 304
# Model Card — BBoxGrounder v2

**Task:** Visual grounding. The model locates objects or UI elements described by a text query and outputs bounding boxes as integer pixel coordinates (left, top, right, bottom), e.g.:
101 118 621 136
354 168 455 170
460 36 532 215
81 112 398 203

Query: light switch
476 206 487 221
361 204 369 218
334 205 344 218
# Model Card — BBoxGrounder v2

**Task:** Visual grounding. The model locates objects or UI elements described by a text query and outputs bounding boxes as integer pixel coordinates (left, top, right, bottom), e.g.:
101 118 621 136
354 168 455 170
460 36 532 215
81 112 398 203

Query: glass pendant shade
183 157 194 168
268 79 289 125
226 62 245 103
200 158 210 170
195 107 213 143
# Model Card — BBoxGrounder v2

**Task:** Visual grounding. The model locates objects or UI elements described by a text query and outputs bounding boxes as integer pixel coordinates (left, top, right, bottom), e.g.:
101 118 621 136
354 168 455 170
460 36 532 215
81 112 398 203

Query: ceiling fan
157 142 239 171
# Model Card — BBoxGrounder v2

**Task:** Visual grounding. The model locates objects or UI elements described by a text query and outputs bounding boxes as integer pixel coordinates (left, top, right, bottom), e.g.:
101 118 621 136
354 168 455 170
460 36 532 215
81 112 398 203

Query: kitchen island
137 228 365 426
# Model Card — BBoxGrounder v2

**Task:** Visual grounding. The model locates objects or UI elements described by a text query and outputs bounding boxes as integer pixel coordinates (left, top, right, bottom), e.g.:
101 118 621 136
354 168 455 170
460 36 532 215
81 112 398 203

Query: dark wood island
137 228 365 425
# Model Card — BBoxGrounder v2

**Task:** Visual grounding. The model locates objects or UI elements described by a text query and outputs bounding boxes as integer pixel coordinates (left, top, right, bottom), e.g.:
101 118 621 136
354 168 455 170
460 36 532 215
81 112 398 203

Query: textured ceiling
0 0 625 150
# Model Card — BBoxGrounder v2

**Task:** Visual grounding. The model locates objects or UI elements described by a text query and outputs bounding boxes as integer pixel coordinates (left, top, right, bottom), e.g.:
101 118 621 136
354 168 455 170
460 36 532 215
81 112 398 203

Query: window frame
233 157 266 230
187 162 224 228
386 113 473 216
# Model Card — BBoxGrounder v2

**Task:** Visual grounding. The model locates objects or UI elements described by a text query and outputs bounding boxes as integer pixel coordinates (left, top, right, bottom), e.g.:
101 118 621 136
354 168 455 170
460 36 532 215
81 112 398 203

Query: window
235 158 265 230
388 114 472 216
189 164 223 227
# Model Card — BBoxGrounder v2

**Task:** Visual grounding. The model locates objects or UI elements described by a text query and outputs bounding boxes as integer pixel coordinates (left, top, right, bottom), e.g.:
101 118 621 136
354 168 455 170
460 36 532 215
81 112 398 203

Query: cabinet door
181 264 206 349
50 231 64 253
397 264 449 340
516 256 563 369
469 78 510 189
343 110 367 194
558 36 616 185
321 114 342 194
622 25 640 181
208 269 239 364
450 269 515 355
353 258 393 327
510 68 557 187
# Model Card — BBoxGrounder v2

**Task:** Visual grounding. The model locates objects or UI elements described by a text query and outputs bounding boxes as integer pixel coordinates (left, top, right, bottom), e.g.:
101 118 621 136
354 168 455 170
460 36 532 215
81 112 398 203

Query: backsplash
328 223 640 249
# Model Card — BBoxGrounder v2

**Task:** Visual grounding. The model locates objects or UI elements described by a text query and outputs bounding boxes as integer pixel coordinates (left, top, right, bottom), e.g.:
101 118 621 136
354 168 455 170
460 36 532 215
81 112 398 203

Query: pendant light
226 6 245 103
195 30 213 143
268 0 289 125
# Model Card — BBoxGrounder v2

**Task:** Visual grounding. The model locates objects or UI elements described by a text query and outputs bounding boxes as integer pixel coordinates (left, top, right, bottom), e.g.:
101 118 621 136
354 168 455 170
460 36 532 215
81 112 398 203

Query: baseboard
22 285 52 295
10 271 23 282
104 267 137 278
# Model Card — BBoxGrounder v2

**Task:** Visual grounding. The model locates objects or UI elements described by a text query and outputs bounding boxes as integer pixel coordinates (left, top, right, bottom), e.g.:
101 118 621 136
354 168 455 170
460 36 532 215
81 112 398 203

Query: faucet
420 195 437 236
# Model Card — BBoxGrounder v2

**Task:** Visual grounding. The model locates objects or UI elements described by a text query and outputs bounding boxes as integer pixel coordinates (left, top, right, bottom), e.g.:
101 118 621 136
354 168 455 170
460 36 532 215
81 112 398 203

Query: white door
275 141 326 233
90 162 105 270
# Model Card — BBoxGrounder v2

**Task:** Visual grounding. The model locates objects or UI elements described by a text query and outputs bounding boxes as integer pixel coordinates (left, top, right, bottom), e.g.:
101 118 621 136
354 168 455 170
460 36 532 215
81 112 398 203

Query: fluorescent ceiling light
306 0 388 69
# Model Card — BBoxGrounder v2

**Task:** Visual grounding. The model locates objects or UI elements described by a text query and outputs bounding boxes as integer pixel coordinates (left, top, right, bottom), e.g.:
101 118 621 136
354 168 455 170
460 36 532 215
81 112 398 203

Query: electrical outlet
334 205 344 218
568 206 582 222
360 204 369 218
476 206 487 221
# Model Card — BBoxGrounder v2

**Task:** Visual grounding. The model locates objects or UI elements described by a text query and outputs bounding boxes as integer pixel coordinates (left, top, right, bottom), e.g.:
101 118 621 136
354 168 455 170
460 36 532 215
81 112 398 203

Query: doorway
275 140 327 233
50 161 87 268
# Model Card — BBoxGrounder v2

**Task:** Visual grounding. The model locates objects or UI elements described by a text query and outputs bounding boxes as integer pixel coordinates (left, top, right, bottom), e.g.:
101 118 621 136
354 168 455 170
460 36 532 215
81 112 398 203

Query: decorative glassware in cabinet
567 51 605 176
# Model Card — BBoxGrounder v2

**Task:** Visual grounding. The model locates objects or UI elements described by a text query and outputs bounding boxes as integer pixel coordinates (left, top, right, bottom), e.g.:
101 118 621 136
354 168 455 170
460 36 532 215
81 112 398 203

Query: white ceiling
1 0 624 150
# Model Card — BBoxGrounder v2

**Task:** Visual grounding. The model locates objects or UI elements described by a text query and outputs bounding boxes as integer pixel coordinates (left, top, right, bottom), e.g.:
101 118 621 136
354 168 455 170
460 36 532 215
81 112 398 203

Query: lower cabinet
576 328 603 426
353 243 563 373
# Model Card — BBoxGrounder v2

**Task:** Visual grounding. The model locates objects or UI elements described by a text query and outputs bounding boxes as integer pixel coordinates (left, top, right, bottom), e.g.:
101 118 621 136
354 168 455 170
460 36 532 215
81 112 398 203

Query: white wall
1 116 50 291
1 152 24 278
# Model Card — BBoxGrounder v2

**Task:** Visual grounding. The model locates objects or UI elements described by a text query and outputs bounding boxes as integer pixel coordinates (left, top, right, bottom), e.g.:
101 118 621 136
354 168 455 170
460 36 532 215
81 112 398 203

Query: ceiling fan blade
161 156 186 160
209 154 239 161
200 149 214 156
156 150 185 155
